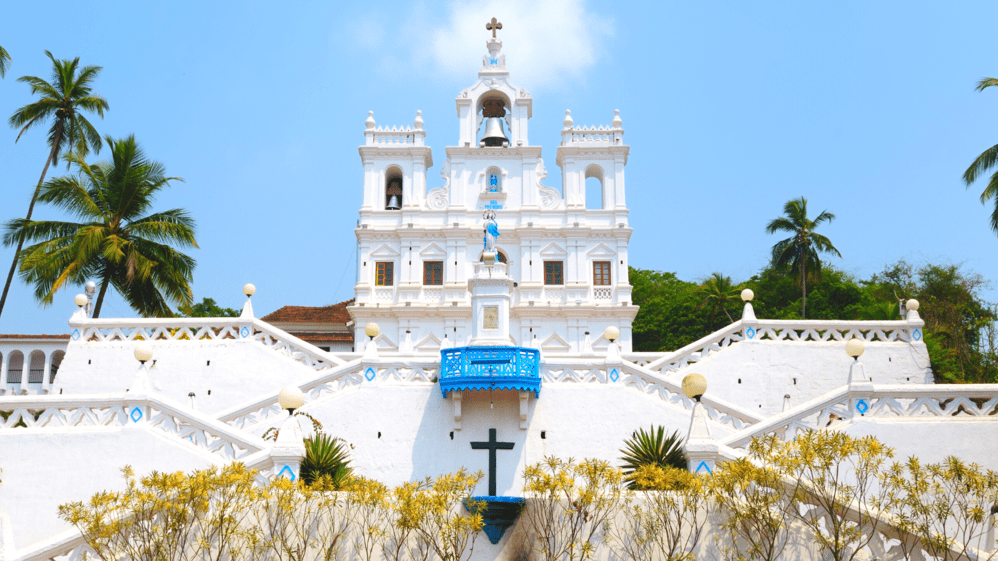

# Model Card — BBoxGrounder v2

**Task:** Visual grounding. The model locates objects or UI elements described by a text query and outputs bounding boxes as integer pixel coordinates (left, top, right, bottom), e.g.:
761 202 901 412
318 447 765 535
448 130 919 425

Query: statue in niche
483 210 500 252
489 172 500 192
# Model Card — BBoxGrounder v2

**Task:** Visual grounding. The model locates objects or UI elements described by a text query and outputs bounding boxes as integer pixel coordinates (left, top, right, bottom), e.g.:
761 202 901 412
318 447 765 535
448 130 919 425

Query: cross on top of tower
486 17 502 39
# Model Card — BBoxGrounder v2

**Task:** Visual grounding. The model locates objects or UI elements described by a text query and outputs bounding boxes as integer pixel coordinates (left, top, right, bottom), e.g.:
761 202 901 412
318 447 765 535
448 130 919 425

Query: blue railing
439 346 541 398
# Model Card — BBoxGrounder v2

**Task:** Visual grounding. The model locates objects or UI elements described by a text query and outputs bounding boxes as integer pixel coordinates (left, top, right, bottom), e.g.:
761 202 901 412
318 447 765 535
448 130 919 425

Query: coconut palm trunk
92 273 110 318
0 132 61 319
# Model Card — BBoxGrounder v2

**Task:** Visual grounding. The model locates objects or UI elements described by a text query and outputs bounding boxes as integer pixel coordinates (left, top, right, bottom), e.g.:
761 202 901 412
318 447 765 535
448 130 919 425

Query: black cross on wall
471 428 515 496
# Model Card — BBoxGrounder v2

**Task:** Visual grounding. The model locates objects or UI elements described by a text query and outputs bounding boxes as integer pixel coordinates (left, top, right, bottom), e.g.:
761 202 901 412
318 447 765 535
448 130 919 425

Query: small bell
480 117 509 147
386 194 401 210
385 177 403 210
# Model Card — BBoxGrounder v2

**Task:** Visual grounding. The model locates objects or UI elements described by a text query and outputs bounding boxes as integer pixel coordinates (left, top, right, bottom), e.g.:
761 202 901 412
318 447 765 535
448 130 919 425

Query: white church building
1 27 997 561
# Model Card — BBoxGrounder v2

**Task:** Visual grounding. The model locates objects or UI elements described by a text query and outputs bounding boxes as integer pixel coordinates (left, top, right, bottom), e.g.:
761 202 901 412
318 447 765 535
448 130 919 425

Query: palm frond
975 77 998 92
0 46 10 78
620 425 687 487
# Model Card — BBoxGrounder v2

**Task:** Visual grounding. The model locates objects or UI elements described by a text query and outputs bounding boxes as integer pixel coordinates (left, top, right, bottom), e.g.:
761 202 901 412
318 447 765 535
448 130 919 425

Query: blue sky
1 1 997 333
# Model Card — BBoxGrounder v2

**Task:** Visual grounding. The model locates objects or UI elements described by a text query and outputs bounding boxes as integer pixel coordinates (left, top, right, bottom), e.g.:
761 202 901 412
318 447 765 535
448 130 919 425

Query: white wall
0 427 214 547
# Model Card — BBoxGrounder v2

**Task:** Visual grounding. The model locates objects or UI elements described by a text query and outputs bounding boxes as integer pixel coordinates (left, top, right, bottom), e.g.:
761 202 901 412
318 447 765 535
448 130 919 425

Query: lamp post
240 283 256 318
84 280 96 317
604 326 622 367
278 385 305 416
272 384 307 481
682 373 717 474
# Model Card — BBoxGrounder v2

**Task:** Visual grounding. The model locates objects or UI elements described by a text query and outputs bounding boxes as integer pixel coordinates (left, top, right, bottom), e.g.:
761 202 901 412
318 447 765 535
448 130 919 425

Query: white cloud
424 0 614 91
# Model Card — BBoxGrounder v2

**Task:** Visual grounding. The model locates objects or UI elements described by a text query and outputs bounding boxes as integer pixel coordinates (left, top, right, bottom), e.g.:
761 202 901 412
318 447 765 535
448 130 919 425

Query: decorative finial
365 111 375 129
414 110 423 130
486 17 503 38
612 109 622 128
563 110 573 129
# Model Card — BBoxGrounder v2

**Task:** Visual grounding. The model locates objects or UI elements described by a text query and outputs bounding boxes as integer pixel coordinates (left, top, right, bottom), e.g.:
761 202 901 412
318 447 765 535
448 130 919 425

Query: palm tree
2 135 197 317
963 78 998 233
0 51 108 320
699 272 740 326
0 46 10 78
766 197 841 319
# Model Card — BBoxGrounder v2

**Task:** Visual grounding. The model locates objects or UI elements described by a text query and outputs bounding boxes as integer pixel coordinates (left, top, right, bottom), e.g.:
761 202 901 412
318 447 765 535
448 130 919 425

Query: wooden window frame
423 261 443 285
375 262 394 286
593 261 612 286
544 261 564 286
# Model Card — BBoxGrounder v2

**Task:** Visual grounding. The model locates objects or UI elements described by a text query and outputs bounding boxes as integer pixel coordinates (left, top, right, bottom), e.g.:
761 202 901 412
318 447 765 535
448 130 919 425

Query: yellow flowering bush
522 456 623 561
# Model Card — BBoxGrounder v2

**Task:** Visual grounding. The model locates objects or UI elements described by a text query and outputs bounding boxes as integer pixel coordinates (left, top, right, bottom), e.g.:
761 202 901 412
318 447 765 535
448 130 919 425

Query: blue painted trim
440 346 541 398
71 329 80 341
240 326 249 338
365 367 376 381
465 496 525 544
696 461 713 474
913 328 922 341
129 407 143 423
746 327 756 339
609 368 619 382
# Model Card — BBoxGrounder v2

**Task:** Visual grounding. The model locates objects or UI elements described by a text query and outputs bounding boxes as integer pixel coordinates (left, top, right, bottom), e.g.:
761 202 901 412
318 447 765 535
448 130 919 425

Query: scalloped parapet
560 123 624 146
439 346 540 397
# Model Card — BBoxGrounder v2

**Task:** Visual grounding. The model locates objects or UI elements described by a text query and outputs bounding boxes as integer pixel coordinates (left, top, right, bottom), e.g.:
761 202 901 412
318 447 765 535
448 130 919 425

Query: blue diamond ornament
609 368 619 382
365 367 376 381
696 461 713 474
856 399 869 415
240 326 250 338
913 328 922 341
277 465 296 481
129 407 143 423
71 329 80 341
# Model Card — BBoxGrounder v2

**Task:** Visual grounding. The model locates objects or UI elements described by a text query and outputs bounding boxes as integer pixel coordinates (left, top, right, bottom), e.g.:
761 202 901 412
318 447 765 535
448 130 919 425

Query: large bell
480 117 509 147
386 194 401 210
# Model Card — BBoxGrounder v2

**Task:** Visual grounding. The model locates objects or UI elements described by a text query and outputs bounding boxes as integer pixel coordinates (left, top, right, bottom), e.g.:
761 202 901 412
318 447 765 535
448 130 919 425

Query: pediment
541 332 571 352
370 244 400 258
586 243 616 258
591 333 609 351
539 242 567 258
375 333 398 350
419 243 447 259
415 333 442 351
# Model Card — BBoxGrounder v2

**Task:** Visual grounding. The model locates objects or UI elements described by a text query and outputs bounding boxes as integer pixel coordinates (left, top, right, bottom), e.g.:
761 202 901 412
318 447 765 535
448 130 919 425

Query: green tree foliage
1 51 109 319
300 433 353 488
2 135 197 318
632 258 998 383
630 268 707 352
963 77 998 234
765 197 842 319
698 272 740 330
180 297 240 318
0 46 10 78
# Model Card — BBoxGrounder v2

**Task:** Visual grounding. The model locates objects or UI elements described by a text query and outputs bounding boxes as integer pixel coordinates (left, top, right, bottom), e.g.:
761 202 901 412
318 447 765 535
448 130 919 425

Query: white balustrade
363 124 426 146
592 286 613 301
560 124 624 146
721 383 998 453
0 394 267 462
643 321 746 375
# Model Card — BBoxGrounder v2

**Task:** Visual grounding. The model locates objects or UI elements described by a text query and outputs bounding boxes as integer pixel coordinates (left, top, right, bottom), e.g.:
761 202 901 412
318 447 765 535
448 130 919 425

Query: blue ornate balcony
439 346 541 398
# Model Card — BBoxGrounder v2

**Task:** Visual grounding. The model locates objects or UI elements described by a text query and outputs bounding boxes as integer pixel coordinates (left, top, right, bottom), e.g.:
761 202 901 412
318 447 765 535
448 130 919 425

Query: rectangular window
593 261 611 286
376 262 394 286
544 261 564 285
423 261 443 285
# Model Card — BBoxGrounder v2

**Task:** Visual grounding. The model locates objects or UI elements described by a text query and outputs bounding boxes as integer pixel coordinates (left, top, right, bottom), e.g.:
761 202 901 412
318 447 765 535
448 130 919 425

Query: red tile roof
289 332 354 344
262 299 354 324
0 334 71 340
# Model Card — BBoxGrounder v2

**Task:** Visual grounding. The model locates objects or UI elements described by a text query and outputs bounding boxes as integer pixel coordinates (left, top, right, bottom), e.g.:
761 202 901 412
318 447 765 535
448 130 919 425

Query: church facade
349 35 637 354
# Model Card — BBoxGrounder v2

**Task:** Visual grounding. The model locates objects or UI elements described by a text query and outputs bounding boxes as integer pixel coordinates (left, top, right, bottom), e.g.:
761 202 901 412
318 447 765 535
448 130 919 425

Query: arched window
385 167 403 210
50 350 66 384
28 351 45 384
485 167 503 193
6 351 23 384
585 165 605 210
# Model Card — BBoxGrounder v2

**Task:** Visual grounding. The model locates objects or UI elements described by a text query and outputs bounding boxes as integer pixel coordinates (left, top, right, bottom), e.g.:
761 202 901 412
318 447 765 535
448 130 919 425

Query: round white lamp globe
604 326 620 343
906 299 919 312
278 385 305 412
741 288 754 302
243 283 256 297
845 338 865 359
74 294 88 307
365 322 380 339
134 344 154 364
84 280 96 295
682 373 707 401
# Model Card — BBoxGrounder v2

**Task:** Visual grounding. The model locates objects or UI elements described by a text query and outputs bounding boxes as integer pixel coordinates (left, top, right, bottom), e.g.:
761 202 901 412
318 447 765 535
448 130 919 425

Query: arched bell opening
585 164 605 210
477 92 512 148
385 166 403 210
